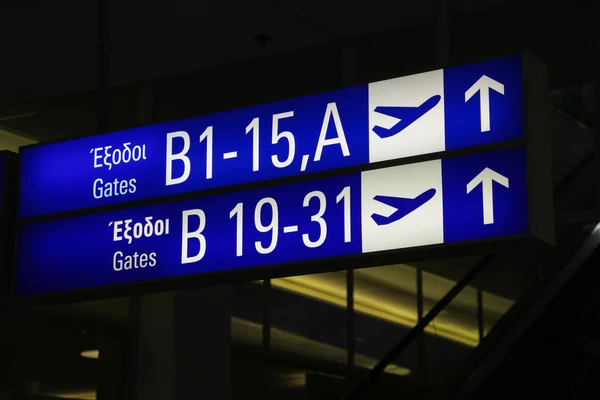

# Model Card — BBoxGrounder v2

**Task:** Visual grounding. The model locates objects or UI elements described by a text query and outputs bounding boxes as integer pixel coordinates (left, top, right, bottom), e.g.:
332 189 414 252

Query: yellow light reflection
0 128 36 152
231 317 410 376
48 391 96 400
80 349 99 359
267 265 514 348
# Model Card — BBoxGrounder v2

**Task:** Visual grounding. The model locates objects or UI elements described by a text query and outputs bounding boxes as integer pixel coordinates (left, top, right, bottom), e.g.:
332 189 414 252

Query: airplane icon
370 188 437 225
372 95 441 139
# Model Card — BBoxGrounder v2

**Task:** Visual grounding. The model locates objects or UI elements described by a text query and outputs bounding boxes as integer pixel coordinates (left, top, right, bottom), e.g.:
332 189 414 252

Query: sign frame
11 52 554 304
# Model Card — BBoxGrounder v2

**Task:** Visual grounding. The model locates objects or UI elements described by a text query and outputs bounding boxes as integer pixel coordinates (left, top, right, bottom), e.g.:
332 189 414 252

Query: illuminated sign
16 147 538 297
15 54 553 300
18 55 525 219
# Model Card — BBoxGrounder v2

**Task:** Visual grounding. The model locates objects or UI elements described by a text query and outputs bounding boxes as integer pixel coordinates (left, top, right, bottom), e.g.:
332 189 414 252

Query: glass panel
413 257 477 384
477 250 536 336
270 271 347 364
482 290 514 337
231 280 264 347
354 264 416 377
417 295 475 385
414 252 536 385
422 269 479 348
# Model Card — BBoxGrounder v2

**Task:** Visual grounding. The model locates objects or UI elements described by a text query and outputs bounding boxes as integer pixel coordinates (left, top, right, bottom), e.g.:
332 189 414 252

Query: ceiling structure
0 0 593 142
0 0 436 103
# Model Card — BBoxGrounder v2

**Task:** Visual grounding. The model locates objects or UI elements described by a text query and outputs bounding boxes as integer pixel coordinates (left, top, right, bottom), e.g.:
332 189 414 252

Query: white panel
361 161 444 253
368 70 445 162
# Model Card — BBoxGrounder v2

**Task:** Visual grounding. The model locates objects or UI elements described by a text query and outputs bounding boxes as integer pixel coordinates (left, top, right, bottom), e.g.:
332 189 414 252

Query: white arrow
466 167 509 225
465 75 505 133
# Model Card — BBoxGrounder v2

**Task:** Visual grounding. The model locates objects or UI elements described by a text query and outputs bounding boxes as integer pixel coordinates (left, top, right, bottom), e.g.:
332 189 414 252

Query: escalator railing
342 107 598 399
343 255 496 399
343 219 598 400
443 221 600 400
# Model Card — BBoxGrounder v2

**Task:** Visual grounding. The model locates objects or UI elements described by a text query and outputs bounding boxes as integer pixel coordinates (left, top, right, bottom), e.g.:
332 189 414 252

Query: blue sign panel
442 148 528 242
444 56 524 150
15 147 528 297
18 55 524 218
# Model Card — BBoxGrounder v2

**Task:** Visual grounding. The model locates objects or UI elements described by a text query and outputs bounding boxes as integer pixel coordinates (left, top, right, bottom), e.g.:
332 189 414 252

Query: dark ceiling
0 0 594 143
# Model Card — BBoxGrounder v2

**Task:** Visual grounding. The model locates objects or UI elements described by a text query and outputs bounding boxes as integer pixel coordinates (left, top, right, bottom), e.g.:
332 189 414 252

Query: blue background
442 147 529 242
16 148 532 297
19 85 369 218
19 56 525 219
16 172 363 296
444 55 523 150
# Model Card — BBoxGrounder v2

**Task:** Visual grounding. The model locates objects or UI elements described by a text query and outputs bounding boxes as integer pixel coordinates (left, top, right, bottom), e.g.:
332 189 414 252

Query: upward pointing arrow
465 75 505 133
466 167 509 225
